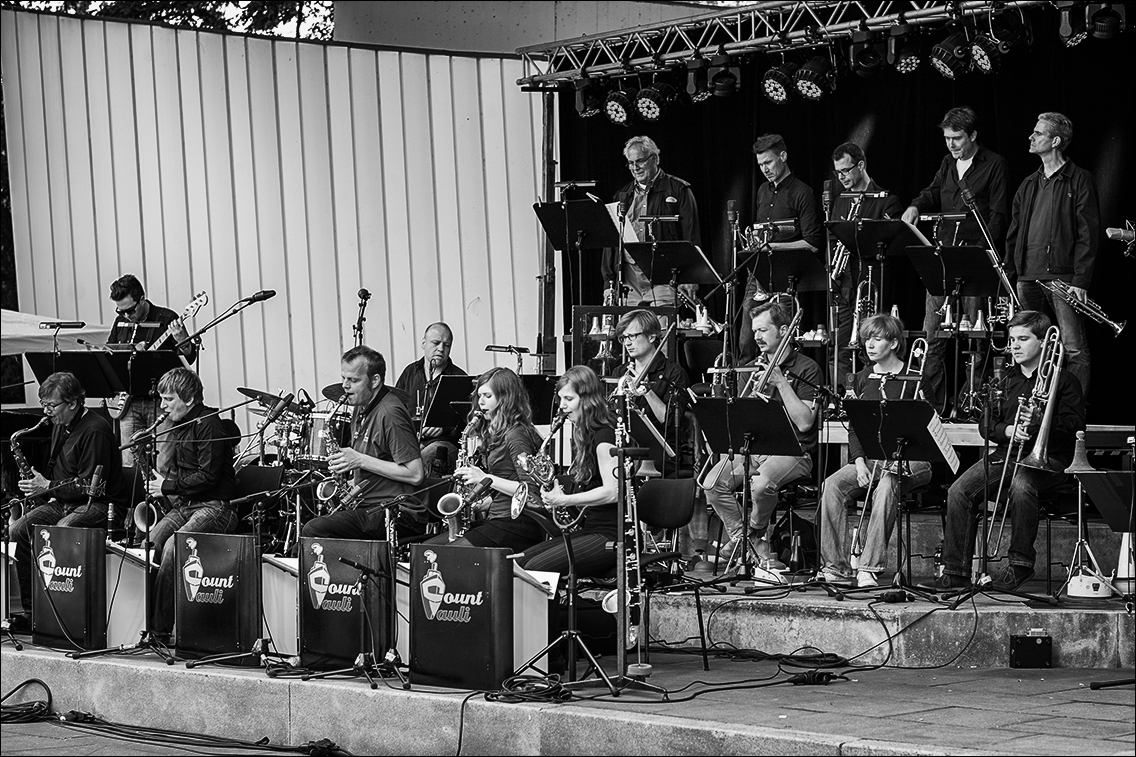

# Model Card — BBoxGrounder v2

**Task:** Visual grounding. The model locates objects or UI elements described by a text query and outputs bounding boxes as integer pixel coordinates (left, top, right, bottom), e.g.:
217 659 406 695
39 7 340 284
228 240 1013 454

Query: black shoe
918 573 970 592
7 614 32 635
992 564 1034 591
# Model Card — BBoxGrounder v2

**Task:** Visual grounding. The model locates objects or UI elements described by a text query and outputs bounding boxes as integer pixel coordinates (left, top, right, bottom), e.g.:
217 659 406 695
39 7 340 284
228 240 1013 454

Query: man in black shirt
395 322 467 476
901 107 1010 413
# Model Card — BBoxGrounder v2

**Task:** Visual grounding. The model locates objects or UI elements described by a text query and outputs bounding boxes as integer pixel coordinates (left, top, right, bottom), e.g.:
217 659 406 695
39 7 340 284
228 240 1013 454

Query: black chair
682 339 724 396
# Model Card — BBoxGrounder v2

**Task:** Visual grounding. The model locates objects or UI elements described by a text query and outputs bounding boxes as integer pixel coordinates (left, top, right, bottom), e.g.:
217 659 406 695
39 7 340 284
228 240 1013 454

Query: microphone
87 465 104 498
337 556 383 578
613 446 650 458
727 199 738 224
822 180 834 214
618 200 629 220
230 491 273 509
243 289 277 303
39 321 85 329
1106 227 1134 243
464 477 494 505
358 288 371 300
76 338 113 353
753 221 797 233
263 392 295 425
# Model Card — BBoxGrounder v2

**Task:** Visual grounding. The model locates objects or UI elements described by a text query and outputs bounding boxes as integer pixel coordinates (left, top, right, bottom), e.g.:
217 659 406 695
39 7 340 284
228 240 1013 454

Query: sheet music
927 413 960 473
902 220 932 247
606 202 639 243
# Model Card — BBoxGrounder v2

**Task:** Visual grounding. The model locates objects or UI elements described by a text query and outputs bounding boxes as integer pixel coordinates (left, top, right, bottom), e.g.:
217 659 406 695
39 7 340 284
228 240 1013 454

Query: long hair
558 366 616 485
469 367 533 446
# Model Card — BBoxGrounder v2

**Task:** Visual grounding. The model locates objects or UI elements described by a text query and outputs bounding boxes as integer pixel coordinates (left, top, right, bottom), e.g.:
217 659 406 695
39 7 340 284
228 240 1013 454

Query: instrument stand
2 520 23 650
1057 480 1117 600
304 652 385 690
185 636 291 669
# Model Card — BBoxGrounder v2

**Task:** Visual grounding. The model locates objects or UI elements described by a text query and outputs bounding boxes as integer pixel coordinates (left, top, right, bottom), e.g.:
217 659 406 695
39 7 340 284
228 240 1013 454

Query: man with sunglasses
602 136 702 307
108 274 199 465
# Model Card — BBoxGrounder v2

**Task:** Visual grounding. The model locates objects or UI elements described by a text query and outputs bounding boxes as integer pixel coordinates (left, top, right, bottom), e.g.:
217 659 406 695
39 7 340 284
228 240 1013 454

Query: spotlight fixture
1087 3 1125 39
930 30 970 79
762 62 798 104
604 88 635 126
575 78 604 117
887 25 922 73
970 13 1029 74
849 30 885 78
686 58 712 103
710 67 738 97
634 82 677 122
793 55 833 101
1057 1 1088 47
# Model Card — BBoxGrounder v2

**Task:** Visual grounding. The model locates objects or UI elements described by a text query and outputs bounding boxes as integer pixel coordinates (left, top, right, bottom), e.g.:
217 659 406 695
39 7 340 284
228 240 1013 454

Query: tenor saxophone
7 416 50 524
437 410 486 541
131 413 170 534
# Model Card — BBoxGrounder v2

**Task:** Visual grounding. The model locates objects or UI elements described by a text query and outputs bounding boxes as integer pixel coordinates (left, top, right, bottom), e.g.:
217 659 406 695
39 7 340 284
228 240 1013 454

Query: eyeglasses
618 332 645 344
626 155 655 169
40 399 68 411
115 302 140 317
833 163 862 178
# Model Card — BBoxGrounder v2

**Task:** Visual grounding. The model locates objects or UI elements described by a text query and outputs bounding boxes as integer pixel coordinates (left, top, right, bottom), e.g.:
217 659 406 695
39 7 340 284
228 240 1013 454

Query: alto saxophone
513 410 570 522
437 410 486 541
316 399 352 511
7 416 50 524
131 412 170 535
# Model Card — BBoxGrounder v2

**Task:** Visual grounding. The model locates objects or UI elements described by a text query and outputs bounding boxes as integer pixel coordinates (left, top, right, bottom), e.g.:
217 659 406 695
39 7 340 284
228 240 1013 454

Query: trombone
986 326 1065 557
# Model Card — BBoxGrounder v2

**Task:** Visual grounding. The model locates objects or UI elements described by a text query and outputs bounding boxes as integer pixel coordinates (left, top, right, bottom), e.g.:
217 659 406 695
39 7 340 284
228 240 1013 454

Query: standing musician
816 315 933 588
394 322 467 475
445 367 547 552
9 372 125 633
828 143 904 389
612 309 690 475
1005 112 1100 396
519 366 619 577
144 368 237 638
929 311 1084 592
602 136 702 307
108 274 199 465
741 134 823 361
702 297 822 570
302 346 426 541
900 107 1009 414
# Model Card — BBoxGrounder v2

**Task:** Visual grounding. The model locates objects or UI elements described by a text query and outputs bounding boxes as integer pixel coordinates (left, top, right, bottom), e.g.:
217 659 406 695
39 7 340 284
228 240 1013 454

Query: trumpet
830 192 863 280
847 279 880 350
1038 280 1126 336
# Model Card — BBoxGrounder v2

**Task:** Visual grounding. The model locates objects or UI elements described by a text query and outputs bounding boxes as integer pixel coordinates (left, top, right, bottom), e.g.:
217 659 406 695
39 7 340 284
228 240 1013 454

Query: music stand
690 397 802 585
829 219 931 301
843 398 958 592
101 351 186 402
24 351 123 399
754 248 828 295
624 241 722 298
421 375 477 432
534 199 620 307
906 245 1003 302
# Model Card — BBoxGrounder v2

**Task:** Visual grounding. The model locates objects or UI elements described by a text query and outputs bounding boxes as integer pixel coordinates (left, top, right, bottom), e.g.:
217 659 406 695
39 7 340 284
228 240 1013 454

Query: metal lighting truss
516 0 1046 86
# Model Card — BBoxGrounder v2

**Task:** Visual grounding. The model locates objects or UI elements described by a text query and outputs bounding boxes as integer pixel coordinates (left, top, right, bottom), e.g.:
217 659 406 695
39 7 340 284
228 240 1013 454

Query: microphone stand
353 290 370 348
119 397 259 451
958 184 1020 309
175 295 268 352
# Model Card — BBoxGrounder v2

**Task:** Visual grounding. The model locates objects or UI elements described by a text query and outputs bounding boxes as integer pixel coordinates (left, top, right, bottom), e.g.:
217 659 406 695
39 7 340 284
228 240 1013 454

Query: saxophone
437 410 486 541
7 416 50 524
513 410 569 522
131 413 170 535
316 399 351 511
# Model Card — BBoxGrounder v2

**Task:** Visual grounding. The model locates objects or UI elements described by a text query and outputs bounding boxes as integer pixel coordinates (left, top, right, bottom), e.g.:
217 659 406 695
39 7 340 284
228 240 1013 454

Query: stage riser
1 648 930 756
649 593 1135 669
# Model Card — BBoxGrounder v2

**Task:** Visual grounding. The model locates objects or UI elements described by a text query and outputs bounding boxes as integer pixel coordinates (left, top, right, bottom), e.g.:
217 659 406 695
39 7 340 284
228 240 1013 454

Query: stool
709 476 811 573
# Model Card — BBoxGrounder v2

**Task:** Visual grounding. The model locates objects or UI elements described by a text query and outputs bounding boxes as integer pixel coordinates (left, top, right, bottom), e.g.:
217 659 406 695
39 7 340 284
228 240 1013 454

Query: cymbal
322 383 345 402
237 387 304 414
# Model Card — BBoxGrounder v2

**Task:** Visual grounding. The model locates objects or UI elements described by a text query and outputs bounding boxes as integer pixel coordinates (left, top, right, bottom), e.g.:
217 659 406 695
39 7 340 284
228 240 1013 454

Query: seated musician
817 315 933 587
395 322 467 476
519 366 619 577
441 367 547 552
10 372 125 634
928 310 1084 592
612 309 689 477
701 296 821 570
144 368 238 638
303 346 426 541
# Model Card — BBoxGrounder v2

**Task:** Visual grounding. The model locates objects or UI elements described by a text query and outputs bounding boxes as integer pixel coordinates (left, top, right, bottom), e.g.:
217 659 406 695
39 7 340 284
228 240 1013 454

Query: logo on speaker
180 536 234 604
37 530 56 586
419 549 482 623
308 542 330 609
36 530 81 592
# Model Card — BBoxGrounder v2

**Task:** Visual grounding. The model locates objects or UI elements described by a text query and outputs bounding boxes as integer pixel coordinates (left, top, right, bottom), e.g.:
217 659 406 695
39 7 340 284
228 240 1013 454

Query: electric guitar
107 292 208 419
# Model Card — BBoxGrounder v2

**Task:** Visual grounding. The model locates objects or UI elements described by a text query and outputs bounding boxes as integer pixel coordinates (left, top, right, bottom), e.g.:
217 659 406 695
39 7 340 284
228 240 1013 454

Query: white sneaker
816 568 852 585
856 570 879 588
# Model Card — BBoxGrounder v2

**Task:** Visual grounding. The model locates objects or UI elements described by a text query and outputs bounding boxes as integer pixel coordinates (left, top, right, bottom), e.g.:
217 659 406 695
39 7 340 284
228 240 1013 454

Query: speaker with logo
32 526 107 649
298 537 390 670
173 532 261 664
409 544 513 690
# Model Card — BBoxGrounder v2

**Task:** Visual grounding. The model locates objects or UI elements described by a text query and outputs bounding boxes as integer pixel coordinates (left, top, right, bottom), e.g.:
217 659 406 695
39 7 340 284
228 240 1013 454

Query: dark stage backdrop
556 11 1134 424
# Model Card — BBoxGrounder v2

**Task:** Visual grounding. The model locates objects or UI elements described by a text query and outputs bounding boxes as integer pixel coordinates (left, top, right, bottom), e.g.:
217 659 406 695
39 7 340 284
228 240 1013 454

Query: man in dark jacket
1004 112 1100 395
602 136 702 307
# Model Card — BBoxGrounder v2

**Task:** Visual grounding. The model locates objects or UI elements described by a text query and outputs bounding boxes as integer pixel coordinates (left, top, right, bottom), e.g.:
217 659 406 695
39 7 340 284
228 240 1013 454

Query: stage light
575 78 604 117
604 88 635 126
762 62 798 105
686 59 713 103
887 25 922 73
710 68 738 97
635 82 677 122
850 30 885 78
970 13 1029 74
1088 3 1125 39
1057 1 1088 47
930 31 970 79
793 55 833 101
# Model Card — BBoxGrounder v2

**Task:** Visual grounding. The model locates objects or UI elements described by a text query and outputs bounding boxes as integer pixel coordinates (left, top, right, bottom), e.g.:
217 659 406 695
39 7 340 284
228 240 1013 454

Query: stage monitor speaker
173 532 261 664
298 537 389 670
409 544 513 690
32 526 107 650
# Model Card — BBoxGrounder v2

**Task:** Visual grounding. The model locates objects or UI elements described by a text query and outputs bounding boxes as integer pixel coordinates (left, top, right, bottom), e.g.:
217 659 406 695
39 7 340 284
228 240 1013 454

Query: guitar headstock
182 291 209 320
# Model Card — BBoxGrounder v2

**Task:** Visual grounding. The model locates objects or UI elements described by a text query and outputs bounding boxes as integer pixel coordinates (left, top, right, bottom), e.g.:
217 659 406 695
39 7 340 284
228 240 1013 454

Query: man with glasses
395 322 467 476
829 142 903 388
602 136 702 307
9 372 126 634
107 274 199 465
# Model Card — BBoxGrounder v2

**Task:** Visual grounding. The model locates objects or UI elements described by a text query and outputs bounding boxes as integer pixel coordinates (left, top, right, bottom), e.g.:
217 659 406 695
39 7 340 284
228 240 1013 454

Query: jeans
922 293 982 413
1016 280 1090 395
118 398 161 467
150 501 237 634
703 454 812 541
942 457 1066 577
818 460 933 576
11 500 108 614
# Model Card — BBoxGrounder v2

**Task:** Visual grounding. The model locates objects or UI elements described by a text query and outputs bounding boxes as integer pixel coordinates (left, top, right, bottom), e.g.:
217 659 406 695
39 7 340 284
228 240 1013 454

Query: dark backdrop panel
557 11 1134 423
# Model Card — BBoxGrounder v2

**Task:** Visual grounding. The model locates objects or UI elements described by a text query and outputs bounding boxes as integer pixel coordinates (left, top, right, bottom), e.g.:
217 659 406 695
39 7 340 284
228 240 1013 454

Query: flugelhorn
1038 280 1126 336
